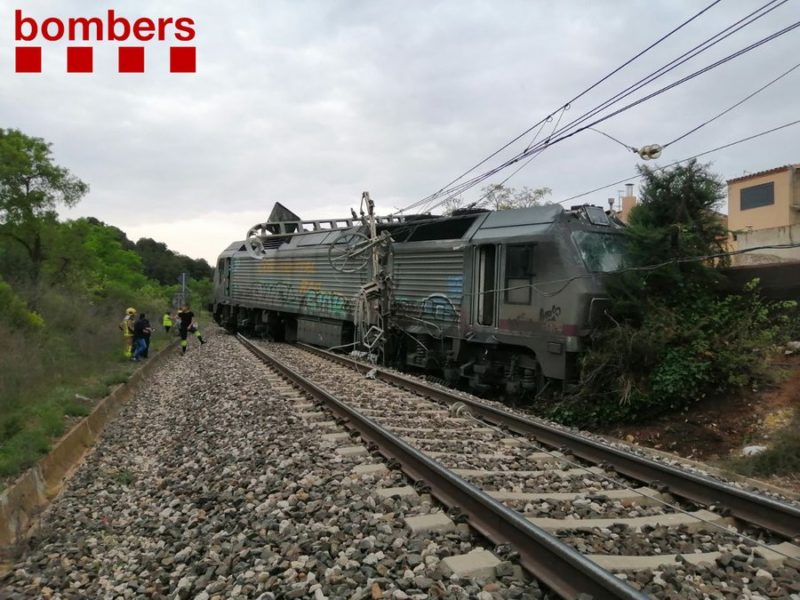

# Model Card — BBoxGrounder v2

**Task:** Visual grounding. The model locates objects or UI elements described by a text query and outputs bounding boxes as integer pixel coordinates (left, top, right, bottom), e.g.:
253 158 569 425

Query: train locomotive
211 199 625 397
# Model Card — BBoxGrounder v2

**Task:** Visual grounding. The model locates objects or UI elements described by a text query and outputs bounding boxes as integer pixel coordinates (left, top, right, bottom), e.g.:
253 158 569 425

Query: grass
110 469 135 485
728 412 800 478
0 297 178 491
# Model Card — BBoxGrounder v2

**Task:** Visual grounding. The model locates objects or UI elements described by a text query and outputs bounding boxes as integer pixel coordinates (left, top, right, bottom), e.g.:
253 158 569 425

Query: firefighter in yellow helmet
119 307 136 358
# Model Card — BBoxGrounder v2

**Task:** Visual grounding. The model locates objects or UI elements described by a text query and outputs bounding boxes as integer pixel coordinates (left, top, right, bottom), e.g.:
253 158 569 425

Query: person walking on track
177 305 205 355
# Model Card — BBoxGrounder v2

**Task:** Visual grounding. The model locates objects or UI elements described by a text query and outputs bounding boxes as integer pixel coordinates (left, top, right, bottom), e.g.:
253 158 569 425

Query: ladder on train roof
247 213 412 238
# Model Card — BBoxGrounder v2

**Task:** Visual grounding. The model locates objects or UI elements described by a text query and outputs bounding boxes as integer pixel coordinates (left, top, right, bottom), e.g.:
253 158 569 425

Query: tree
615 159 728 315
478 183 551 210
513 185 552 208
441 196 466 214
134 237 212 284
554 160 795 426
0 129 88 282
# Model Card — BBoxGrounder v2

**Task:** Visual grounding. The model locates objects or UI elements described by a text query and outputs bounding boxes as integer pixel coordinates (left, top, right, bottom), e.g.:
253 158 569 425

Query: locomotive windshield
571 231 626 272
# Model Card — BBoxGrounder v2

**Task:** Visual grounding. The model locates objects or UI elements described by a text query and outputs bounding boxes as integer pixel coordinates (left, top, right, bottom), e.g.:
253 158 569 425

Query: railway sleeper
589 540 800 571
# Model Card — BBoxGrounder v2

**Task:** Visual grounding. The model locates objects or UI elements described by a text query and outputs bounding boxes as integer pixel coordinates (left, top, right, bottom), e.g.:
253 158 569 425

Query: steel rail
238 335 645 600
297 343 800 539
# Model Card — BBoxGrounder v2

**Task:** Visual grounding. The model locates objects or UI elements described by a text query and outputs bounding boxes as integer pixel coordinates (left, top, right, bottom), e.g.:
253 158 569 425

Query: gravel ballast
2 333 545 599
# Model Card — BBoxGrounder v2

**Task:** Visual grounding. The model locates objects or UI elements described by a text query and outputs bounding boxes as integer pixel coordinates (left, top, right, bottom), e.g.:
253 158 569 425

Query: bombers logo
14 9 196 73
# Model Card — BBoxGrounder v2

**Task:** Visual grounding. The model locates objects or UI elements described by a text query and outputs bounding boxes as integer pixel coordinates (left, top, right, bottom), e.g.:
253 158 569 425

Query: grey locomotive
211 200 625 397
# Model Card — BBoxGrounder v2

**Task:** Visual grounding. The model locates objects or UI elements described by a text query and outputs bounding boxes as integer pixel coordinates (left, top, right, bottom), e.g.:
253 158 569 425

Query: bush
0 277 44 329
550 284 796 427
548 161 798 427
729 413 800 477
0 429 51 476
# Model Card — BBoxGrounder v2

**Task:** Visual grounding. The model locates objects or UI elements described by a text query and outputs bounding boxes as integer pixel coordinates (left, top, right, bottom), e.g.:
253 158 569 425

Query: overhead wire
436 12 800 206
663 60 800 148
410 1 796 214
421 16 799 213
415 18 800 217
428 105 571 214
558 118 800 204
517 0 790 155
398 0 727 215
545 16 800 149
588 128 638 153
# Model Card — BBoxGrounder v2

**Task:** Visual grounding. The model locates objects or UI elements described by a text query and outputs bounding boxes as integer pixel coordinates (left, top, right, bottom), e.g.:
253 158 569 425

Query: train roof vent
452 207 490 216
379 215 477 243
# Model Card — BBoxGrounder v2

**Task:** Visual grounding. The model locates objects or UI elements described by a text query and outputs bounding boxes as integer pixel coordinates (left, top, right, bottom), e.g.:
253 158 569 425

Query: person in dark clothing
177 305 205 355
132 314 152 361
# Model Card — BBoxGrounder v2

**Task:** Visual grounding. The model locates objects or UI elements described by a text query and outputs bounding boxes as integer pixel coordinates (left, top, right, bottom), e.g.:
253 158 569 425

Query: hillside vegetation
0 128 213 483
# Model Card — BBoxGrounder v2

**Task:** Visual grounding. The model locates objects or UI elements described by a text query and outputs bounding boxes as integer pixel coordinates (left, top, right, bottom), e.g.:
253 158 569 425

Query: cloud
2 0 797 262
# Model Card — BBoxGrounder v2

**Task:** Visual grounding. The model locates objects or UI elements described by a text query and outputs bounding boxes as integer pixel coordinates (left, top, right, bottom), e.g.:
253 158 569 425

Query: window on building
740 182 775 210
504 245 535 304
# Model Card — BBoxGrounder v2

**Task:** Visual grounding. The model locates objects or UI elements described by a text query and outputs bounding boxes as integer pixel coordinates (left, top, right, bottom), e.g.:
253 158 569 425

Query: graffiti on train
259 280 294 304
301 288 353 316
539 304 562 322
255 281 352 317
394 293 460 324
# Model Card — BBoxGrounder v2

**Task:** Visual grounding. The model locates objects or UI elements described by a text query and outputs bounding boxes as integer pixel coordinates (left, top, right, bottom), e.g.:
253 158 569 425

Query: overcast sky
2 0 798 263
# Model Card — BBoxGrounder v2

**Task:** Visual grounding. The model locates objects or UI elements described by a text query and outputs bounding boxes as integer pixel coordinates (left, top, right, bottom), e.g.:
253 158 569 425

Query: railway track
237 335 800 600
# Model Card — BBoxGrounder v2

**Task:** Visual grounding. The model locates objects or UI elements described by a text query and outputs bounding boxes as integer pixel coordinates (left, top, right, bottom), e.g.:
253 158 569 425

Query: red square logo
119 47 144 73
170 46 195 73
67 47 93 73
15 47 41 73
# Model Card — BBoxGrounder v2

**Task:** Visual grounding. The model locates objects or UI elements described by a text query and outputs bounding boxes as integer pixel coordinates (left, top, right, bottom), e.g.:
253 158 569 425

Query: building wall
732 223 800 265
727 168 798 232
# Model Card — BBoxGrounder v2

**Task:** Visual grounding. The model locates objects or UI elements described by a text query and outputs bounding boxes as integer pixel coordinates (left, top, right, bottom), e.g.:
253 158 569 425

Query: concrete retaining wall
733 223 800 264
0 342 175 560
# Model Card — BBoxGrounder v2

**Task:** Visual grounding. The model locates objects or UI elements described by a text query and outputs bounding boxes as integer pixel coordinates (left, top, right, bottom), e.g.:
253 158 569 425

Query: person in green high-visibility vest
162 311 173 334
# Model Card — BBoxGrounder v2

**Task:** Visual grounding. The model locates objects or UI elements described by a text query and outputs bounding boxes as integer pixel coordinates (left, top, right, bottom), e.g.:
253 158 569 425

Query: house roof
727 164 798 185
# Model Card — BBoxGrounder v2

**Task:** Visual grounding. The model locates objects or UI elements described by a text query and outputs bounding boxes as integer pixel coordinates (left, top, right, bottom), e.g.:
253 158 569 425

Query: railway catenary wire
400 0 728 216
558 59 800 161
240 337 800 599
558 118 800 204
418 14 800 216
410 1 798 215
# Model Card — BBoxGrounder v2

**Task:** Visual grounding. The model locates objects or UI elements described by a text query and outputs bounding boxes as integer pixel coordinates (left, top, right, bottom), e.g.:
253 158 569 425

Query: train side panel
391 241 465 338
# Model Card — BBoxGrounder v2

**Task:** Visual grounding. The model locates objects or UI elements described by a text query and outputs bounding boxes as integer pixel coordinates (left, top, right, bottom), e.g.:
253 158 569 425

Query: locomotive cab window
504 244 535 304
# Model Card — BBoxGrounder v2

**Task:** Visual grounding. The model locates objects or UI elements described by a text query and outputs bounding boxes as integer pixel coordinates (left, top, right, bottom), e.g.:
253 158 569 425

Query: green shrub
77 381 111 399
104 372 131 386
0 277 44 329
0 429 51 476
548 161 799 427
61 400 91 418
110 469 135 485
729 414 800 477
